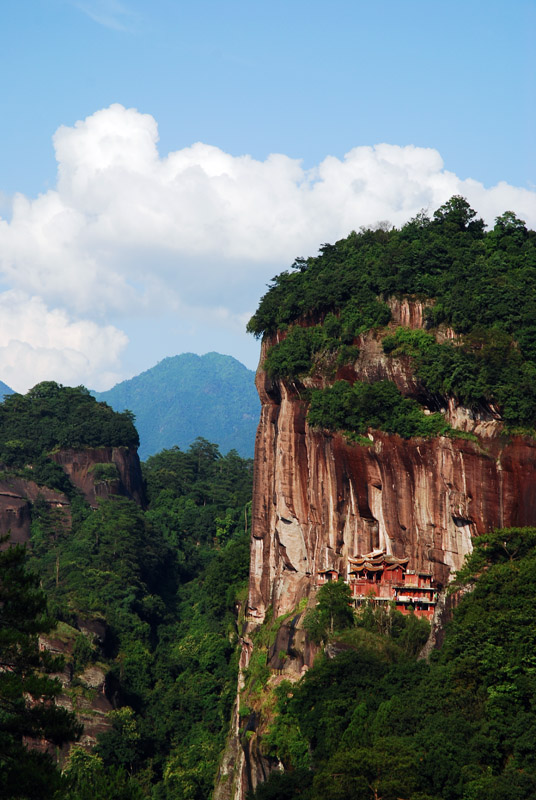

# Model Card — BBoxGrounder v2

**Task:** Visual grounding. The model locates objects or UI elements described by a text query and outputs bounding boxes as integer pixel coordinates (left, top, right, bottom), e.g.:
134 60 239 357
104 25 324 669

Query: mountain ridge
93 351 260 460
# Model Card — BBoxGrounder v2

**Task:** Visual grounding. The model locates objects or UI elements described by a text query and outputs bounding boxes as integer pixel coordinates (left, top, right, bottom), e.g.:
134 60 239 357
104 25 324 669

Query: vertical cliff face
248 301 536 623
50 446 145 508
220 299 536 800
249 365 536 621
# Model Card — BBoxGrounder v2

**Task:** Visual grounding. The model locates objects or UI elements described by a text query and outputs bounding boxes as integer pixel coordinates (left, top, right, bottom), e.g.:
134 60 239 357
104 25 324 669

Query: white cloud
0 103 535 390
0 291 127 393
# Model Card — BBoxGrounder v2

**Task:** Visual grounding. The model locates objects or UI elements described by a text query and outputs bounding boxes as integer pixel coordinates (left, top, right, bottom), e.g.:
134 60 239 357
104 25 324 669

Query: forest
249 528 536 800
0 384 252 799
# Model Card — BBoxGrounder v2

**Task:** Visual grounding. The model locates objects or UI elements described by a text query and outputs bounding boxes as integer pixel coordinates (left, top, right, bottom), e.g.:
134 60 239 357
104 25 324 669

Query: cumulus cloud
0 103 535 390
0 291 127 393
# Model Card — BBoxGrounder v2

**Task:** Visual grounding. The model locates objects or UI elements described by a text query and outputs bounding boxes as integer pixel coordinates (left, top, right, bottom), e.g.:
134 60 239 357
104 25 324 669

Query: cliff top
248 196 536 434
0 381 139 493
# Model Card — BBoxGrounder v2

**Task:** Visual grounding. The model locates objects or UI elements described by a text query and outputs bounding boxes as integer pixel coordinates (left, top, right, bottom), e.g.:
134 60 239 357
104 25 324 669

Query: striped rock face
218 300 536 800
248 304 536 623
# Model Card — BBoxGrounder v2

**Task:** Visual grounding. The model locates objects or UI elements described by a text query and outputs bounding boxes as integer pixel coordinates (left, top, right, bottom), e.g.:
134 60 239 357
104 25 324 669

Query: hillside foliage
250 197 536 433
0 544 81 799
1 382 253 800
0 382 138 492
93 353 259 460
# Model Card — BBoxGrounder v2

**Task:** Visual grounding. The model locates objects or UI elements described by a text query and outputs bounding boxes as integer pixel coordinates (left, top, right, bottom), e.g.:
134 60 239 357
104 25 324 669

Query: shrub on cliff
263 300 389 380
307 379 452 439
384 326 536 426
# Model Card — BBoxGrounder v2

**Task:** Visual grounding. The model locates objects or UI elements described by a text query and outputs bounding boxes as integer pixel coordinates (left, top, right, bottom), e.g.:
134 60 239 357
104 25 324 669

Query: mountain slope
0 383 252 798
93 352 260 460
0 379 14 399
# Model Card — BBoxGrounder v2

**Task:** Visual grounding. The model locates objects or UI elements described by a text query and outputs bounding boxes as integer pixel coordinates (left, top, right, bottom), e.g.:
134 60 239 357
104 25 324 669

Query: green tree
304 579 354 642
0 543 80 799
62 747 145 800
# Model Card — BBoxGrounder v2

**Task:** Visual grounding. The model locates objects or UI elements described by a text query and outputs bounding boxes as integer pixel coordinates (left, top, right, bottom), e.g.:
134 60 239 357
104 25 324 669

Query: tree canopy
249 197 536 433
0 382 138 492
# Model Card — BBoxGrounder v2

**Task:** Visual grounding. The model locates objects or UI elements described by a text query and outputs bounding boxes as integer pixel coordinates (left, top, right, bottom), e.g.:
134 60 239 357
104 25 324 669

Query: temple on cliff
317 549 438 620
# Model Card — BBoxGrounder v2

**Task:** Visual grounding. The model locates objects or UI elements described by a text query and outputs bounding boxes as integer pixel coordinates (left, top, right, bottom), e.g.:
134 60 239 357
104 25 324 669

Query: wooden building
316 568 340 586
316 548 437 620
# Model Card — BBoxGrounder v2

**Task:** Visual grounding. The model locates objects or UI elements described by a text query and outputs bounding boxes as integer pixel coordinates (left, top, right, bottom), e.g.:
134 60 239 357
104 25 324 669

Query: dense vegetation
0 381 139 456
26 436 253 800
250 197 536 433
250 527 536 800
0 381 138 492
383 326 536 427
263 301 386 380
94 353 259 459
0 382 253 799
307 379 454 439
249 199 535 342
0 544 81 798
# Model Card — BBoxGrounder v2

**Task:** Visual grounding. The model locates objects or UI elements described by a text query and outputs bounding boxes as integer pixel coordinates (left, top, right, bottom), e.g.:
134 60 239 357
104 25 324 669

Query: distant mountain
93 352 260 460
0 380 14 400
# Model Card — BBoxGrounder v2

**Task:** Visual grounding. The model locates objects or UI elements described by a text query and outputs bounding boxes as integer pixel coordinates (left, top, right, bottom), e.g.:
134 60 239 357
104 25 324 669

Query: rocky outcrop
38 621 114 763
0 477 70 546
50 446 144 507
248 304 536 622
222 299 536 799
0 446 145 548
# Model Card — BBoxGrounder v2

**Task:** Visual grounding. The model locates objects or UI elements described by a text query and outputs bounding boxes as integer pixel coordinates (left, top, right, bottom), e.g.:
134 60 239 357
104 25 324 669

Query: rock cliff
221 298 536 800
50 445 144 508
248 299 536 623
0 445 144 548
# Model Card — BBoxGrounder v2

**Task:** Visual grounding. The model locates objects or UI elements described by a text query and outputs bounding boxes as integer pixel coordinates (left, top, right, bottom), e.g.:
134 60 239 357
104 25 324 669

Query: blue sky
0 0 535 391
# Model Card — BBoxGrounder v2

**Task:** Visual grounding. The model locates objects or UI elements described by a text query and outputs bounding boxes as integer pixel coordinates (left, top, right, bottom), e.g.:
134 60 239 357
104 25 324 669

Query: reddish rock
32 627 114 765
223 304 536 800
0 446 144 547
50 446 144 507
248 321 536 623
0 477 69 546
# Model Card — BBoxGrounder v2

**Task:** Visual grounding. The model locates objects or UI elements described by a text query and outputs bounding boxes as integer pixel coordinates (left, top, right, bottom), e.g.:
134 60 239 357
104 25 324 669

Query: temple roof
348 548 409 569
